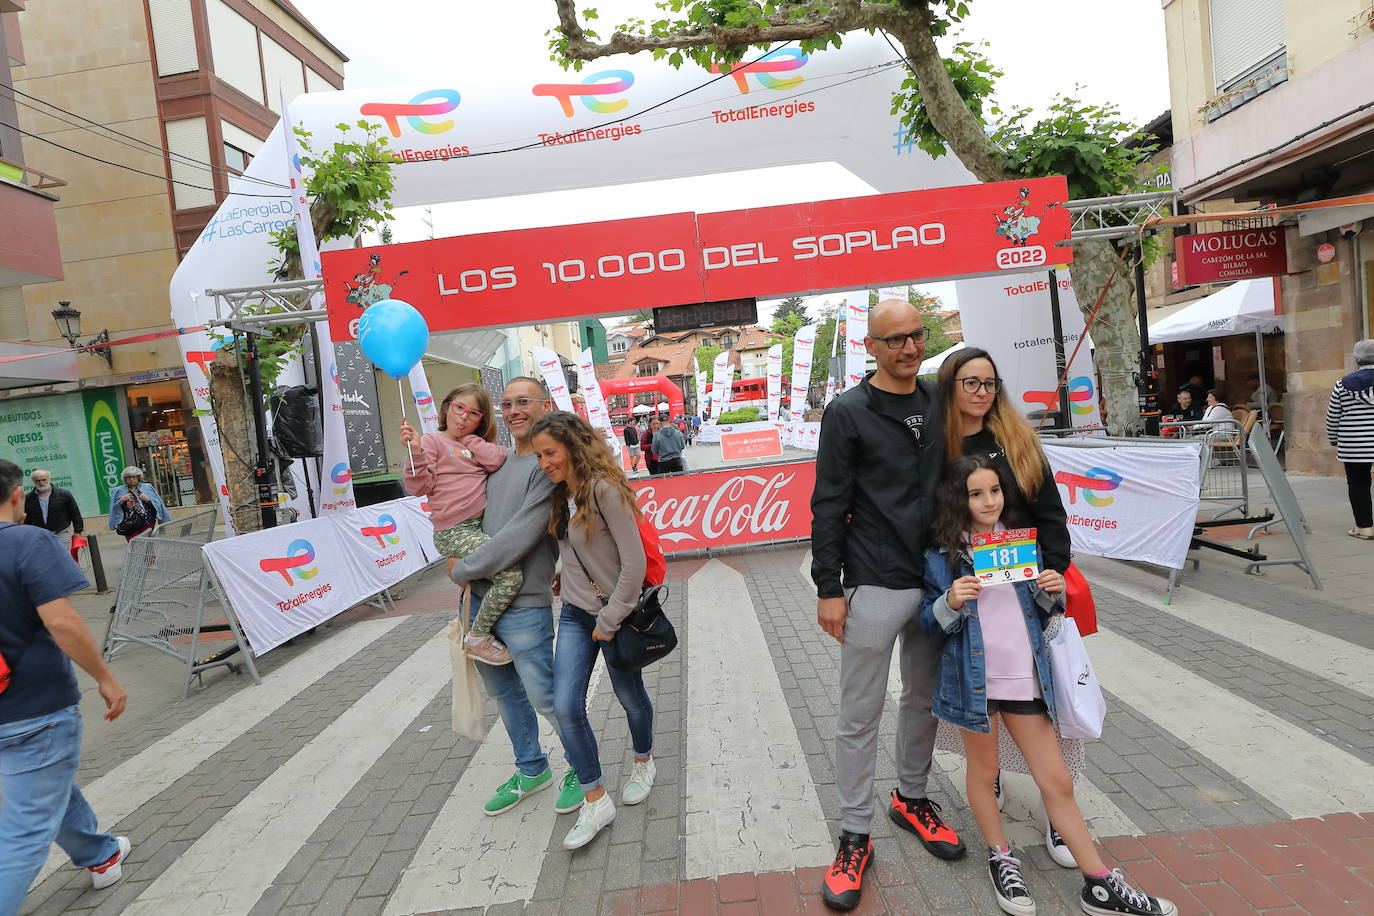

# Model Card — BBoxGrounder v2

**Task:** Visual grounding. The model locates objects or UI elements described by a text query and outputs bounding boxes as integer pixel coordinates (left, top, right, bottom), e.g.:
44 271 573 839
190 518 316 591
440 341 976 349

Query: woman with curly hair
528 411 656 851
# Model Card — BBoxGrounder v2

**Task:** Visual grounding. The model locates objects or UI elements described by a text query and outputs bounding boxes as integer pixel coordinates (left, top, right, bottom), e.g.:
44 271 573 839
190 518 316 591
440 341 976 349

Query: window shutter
148 0 198 76
164 117 217 210
1210 0 1286 90
0 287 28 340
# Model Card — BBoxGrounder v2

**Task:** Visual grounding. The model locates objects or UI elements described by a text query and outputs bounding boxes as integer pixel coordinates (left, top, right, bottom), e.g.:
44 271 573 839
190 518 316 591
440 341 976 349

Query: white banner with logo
693 358 709 418
765 344 783 420
789 323 816 413
203 496 435 654
778 420 821 450
283 94 355 515
711 351 733 418
956 269 1099 430
533 346 575 412
578 347 622 458
407 363 442 435
843 290 869 391
1043 440 1201 570
877 286 908 302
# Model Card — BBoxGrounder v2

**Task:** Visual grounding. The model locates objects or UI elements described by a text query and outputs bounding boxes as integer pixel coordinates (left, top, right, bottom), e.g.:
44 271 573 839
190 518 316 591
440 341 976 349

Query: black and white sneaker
988 847 1035 915
1040 801 1076 868
1081 869 1177 915
994 771 1005 811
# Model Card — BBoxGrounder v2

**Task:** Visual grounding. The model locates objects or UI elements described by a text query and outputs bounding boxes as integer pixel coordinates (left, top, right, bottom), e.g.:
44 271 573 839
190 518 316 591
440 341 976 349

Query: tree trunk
208 349 260 532
1069 240 1141 435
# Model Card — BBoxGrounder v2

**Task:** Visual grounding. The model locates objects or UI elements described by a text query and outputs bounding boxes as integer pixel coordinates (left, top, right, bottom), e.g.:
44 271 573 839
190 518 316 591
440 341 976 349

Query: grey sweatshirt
448 449 557 609
652 426 685 461
559 479 647 636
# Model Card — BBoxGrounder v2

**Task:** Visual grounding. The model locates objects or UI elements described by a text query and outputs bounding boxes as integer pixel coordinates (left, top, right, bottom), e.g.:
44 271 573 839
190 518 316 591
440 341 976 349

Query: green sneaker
555 768 585 814
484 767 552 816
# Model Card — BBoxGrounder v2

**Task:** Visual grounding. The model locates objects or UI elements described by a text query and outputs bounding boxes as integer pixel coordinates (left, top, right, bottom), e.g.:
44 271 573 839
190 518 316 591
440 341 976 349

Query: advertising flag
578 348 622 458
765 344 783 421
843 290 869 391
789 324 815 414
284 91 354 514
694 356 709 418
533 346 575 412
711 351 733 418
407 362 441 435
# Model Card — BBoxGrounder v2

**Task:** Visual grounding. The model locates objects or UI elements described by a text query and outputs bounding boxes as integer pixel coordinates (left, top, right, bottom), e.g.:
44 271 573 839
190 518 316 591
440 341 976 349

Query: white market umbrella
632 404 653 414
657 401 670 410
919 341 966 376
1148 279 1281 343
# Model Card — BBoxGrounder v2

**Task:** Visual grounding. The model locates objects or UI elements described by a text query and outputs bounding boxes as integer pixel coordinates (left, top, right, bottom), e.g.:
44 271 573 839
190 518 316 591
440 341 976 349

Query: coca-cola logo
637 471 798 543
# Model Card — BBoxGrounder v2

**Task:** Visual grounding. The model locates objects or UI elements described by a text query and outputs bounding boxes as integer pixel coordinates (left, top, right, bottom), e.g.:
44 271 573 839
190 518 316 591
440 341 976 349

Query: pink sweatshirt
402 431 507 532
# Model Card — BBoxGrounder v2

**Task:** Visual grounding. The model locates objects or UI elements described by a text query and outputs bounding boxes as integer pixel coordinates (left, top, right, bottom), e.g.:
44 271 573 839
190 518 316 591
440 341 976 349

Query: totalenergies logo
414 390 434 408
360 513 400 547
360 89 461 137
1023 376 1095 416
1054 466 1123 507
329 361 340 390
330 462 352 494
532 70 634 117
710 48 807 93
259 539 319 585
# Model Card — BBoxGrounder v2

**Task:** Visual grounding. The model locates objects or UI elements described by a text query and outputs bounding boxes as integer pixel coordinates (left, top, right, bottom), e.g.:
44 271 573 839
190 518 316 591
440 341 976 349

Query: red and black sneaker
888 790 966 860
820 830 873 911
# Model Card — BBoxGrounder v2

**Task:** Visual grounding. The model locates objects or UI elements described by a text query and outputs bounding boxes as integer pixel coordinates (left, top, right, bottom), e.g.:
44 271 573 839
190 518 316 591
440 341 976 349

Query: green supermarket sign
84 391 125 514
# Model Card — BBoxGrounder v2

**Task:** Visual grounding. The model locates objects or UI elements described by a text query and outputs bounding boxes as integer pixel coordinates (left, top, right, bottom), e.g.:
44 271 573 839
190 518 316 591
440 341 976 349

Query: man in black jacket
23 470 84 550
812 300 965 911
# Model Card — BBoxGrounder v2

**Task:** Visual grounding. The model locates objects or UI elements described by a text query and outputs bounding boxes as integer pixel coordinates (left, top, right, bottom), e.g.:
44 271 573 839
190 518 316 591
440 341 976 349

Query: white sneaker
562 792 615 849
89 836 131 890
622 757 656 805
1042 801 1077 868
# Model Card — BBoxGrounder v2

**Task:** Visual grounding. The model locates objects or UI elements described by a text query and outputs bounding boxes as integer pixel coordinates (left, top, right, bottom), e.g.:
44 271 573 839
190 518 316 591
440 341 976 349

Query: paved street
16 468 1374 915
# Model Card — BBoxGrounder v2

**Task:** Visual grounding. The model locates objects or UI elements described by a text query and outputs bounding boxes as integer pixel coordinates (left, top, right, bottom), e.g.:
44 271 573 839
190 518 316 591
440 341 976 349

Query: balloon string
399 377 415 476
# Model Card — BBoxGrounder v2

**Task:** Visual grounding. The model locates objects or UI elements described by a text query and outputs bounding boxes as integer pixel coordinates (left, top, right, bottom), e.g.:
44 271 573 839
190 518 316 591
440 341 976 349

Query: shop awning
0 340 78 389
1147 279 1281 344
423 328 508 370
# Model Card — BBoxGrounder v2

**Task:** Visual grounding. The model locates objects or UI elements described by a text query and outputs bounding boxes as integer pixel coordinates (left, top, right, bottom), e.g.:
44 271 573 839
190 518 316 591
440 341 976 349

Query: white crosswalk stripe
121 626 452 916
34 616 407 887
685 559 834 878
1082 558 1374 700
384 649 604 914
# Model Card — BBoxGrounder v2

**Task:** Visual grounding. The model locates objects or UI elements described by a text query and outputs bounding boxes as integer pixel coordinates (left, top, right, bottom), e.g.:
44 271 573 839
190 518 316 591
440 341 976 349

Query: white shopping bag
1046 616 1106 739
448 592 485 741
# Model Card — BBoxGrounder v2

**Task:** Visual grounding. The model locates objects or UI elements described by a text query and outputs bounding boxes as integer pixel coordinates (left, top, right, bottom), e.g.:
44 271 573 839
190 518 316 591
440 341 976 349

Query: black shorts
986 697 1048 717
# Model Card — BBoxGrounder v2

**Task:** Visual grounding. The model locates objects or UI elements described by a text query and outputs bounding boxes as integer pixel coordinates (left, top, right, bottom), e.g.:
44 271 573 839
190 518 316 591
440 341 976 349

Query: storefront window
1362 236 1374 340
125 379 211 507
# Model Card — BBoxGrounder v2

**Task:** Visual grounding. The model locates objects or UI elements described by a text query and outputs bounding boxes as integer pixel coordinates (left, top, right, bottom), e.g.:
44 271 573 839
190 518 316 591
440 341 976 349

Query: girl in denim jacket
920 456 1175 916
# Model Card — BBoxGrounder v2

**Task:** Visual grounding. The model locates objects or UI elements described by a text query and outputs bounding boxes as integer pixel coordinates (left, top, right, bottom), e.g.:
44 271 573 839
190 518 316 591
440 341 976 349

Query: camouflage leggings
433 516 523 637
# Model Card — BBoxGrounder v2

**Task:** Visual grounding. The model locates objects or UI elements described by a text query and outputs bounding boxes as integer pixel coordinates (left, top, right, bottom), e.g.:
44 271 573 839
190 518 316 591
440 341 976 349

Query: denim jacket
917 545 1062 733
107 482 171 529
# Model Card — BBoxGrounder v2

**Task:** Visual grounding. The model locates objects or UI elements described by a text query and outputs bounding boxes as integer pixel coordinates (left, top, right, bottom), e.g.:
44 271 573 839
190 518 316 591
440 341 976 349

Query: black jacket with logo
23 486 84 534
810 373 945 599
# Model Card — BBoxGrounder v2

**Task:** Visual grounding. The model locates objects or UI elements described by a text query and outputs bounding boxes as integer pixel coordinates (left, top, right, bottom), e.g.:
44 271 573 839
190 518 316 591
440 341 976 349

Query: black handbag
115 496 149 536
567 544 677 673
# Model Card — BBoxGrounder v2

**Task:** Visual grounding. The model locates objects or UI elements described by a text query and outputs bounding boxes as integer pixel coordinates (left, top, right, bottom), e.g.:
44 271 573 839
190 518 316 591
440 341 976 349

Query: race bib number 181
971 527 1039 586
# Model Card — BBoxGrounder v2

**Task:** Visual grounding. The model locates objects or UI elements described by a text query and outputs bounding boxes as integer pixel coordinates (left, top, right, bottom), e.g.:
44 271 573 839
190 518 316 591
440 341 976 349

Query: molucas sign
323 177 1072 340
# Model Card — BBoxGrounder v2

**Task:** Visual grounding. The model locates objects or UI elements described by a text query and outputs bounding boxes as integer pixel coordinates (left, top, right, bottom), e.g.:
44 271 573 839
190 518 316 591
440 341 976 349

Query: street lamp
51 300 113 369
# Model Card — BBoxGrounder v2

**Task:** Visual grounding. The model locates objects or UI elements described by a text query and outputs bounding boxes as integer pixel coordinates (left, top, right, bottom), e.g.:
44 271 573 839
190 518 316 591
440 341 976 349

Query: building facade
1 0 344 508
1163 0 1374 474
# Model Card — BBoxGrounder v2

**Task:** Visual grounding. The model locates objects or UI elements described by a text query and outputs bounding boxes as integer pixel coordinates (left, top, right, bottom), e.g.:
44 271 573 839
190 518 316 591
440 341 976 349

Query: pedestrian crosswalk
26 549 1374 915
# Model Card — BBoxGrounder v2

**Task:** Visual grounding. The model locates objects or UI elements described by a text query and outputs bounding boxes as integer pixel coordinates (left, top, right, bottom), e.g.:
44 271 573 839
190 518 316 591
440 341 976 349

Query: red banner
630 460 815 554
1175 228 1288 285
323 177 1072 340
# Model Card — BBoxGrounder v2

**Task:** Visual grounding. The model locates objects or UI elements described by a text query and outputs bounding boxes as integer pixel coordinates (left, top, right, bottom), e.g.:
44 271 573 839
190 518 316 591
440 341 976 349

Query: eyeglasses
448 404 483 420
498 397 542 413
956 376 1002 394
874 328 931 349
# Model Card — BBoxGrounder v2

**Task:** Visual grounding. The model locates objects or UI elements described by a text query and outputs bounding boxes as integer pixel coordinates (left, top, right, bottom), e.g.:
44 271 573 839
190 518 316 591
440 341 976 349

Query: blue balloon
357 299 429 379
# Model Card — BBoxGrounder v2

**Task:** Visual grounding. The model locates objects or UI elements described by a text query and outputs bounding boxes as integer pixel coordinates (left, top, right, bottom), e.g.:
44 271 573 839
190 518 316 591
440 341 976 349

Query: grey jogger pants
836 585 941 835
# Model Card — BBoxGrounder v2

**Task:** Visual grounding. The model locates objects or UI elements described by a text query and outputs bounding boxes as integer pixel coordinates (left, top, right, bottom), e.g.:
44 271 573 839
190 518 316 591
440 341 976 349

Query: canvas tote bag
448 590 485 741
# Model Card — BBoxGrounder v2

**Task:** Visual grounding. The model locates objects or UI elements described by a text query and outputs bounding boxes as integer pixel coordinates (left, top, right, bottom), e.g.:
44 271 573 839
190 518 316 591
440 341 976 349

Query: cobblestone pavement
17 528 1374 915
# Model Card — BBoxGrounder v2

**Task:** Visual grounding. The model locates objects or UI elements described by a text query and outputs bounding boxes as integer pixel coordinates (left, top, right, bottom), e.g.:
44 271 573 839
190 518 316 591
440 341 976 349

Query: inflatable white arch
170 37 970 518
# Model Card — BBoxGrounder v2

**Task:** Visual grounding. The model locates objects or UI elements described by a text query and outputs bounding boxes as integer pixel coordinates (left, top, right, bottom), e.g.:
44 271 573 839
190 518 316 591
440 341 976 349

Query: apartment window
206 0 264 104
164 117 217 209
637 361 660 377
610 338 628 354
720 334 736 349
1209 0 1286 91
148 0 199 76
220 121 263 178
223 142 251 174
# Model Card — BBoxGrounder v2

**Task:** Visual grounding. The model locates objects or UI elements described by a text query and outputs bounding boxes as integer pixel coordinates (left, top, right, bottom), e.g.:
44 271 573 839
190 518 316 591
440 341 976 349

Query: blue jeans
0 705 118 916
553 604 655 792
470 596 559 777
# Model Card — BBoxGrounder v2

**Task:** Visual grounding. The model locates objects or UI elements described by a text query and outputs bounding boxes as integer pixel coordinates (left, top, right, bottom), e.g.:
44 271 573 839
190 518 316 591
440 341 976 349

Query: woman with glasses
934 346 1081 871
401 383 522 666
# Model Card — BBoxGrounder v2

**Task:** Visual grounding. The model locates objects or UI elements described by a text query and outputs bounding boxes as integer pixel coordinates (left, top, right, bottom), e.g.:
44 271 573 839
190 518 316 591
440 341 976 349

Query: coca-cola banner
631 460 816 554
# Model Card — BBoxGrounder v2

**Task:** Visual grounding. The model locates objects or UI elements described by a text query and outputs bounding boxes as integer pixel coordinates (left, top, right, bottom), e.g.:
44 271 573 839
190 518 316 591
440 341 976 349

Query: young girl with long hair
920 456 1176 916
401 383 521 665
529 411 656 851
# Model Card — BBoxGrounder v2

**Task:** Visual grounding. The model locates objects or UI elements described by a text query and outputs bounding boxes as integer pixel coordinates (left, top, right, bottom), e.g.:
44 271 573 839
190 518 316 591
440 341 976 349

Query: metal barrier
103 535 259 696
1158 417 1251 519
158 507 219 543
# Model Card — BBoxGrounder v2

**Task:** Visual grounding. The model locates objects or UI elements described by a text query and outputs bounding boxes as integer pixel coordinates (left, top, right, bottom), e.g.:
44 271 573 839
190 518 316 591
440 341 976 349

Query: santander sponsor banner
322 177 1072 340
956 268 1100 430
789 323 816 413
203 496 434 654
721 427 785 462
1175 228 1287 285
631 460 815 553
1042 441 1200 570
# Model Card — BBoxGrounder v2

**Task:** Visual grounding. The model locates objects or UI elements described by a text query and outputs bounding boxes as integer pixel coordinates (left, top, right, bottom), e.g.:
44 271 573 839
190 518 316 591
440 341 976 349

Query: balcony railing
0 155 65 191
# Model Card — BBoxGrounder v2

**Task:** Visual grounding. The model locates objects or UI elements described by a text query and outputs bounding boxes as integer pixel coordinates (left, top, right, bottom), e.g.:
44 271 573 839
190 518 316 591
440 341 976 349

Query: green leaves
891 40 1002 160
